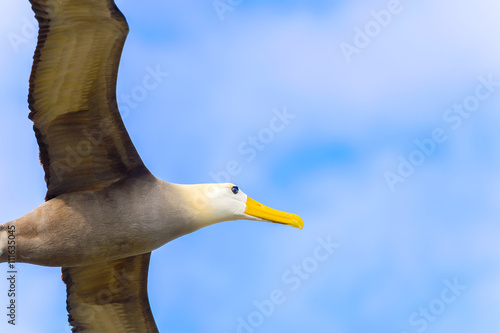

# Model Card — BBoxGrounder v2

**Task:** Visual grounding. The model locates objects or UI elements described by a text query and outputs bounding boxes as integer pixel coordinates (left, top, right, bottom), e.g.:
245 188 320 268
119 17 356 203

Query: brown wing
29 0 149 200
62 253 159 333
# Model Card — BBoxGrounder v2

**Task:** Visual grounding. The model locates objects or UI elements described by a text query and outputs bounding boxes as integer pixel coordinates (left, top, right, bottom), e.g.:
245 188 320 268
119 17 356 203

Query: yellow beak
244 197 303 230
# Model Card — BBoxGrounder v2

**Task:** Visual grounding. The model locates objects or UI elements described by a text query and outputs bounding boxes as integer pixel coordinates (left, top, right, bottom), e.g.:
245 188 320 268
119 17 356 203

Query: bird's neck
159 182 224 231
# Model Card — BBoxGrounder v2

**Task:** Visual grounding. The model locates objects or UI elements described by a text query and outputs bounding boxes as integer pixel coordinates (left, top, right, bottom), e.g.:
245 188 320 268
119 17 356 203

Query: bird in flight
0 0 303 331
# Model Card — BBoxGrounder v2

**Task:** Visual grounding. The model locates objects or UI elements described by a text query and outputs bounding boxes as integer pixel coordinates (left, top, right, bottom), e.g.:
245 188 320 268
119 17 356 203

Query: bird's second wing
29 0 148 200
62 253 158 333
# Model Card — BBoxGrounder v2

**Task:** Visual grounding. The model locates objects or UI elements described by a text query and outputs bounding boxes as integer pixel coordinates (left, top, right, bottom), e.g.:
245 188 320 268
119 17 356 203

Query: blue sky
1 0 500 332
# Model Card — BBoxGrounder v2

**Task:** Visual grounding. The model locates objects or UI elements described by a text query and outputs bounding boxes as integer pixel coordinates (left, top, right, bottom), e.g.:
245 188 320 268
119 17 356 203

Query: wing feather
29 0 149 200
62 253 159 332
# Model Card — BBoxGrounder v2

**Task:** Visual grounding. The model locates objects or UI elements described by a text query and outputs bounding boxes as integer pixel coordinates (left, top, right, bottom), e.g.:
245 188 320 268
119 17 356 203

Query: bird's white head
179 183 303 230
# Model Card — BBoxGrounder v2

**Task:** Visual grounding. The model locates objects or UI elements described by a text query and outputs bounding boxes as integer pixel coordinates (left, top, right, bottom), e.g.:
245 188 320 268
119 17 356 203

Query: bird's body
2 175 196 267
0 0 302 331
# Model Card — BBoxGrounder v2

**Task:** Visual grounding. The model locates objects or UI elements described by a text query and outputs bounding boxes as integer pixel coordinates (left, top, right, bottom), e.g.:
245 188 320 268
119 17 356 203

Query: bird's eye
231 186 239 194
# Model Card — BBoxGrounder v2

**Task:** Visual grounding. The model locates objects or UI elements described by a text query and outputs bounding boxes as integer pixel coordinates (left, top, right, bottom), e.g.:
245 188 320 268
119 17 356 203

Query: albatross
0 0 303 331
